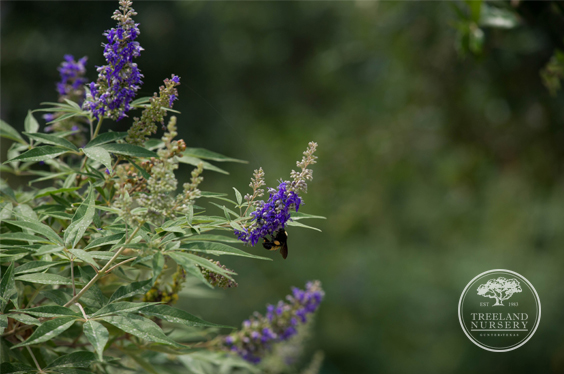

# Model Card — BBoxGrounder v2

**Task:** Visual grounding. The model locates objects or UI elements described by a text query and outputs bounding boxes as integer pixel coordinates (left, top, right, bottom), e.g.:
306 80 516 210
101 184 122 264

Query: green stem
63 225 142 308
92 118 104 140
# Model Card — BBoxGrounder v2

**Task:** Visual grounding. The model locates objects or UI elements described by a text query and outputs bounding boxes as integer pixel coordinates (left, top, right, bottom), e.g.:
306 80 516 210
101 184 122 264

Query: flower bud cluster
221 281 324 364
143 265 186 304
289 141 317 194
198 259 238 289
83 0 143 121
113 117 203 226
243 167 266 208
126 75 181 146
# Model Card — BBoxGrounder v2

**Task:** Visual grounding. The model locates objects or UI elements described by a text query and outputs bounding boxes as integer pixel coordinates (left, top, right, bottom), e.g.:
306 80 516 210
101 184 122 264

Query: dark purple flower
56 55 88 98
83 2 143 121
235 181 302 246
221 281 324 364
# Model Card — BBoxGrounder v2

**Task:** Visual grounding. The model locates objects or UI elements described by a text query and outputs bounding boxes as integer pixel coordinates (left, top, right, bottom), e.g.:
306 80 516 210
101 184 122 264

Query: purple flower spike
220 281 324 364
235 181 302 246
83 1 143 121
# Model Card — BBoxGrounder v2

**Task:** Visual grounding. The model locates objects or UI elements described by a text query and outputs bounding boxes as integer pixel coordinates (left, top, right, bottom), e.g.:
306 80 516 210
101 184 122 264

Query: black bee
262 229 289 259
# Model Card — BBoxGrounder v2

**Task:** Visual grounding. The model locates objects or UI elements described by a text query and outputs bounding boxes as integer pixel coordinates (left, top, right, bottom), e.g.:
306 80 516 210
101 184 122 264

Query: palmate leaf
12 317 77 348
64 183 96 249
82 321 109 361
23 132 77 151
83 233 124 250
99 314 183 348
3 146 71 164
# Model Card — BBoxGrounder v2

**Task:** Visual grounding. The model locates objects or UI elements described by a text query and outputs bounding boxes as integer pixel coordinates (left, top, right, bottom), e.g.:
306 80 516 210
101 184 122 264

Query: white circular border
457 269 541 352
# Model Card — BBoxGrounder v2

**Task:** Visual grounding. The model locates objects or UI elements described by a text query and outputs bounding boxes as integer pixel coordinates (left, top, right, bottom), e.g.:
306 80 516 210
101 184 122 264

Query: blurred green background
2 1 564 373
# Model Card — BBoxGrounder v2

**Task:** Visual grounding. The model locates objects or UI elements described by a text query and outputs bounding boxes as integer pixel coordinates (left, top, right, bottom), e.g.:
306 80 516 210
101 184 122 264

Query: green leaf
0 263 16 312
15 305 79 318
479 3 518 29
92 302 152 317
14 273 79 286
127 159 151 180
179 242 270 260
8 313 40 326
0 120 26 144
23 132 78 151
285 220 322 231
233 187 243 205
85 132 127 148
83 233 124 250
14 261 64 275
0 202 13 220
46 351 97 369
169 252 235 280
68 248 99 269
186 204 194 225
100 143 157 158
140 304 232 328
152 252 164 285
24 111 39 134
3 220 62 244
12 317 77 348
183 148 247 163
82 147 112 172
290 212 326 220
4 146 70 164
82 321 109 361
64 183 96 249
99 314 183 348
108 279 152 304
182 234 241 244
35 187 80 198
0 362 36 374
178 155 228 174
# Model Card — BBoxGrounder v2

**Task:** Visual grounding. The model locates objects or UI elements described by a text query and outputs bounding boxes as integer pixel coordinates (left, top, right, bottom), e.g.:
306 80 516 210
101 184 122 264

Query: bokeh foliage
2 1 564 373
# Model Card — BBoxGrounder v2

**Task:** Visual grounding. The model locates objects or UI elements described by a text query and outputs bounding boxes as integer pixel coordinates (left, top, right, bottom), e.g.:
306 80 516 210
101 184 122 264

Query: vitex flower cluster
0 0 324 372
83 0 143 121
43 55 89 146
221 281 324 363
235 142 318 245
126 75 180 146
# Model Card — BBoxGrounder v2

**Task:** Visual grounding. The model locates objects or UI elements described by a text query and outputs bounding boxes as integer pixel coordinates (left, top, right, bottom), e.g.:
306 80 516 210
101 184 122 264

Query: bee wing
280 243 288 259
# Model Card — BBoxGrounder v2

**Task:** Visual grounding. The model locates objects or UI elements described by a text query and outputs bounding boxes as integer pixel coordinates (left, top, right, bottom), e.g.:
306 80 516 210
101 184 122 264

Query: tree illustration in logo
477 277 522 306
